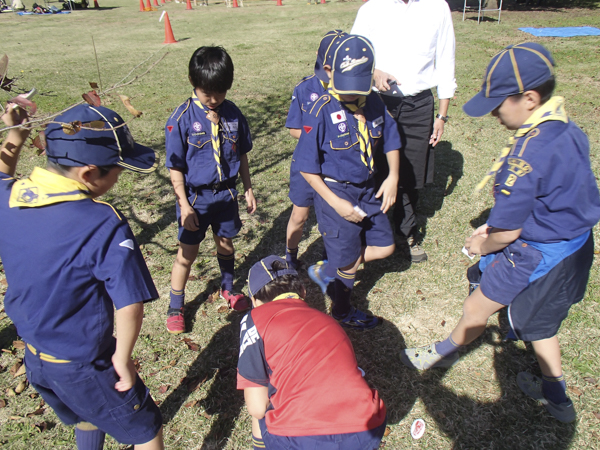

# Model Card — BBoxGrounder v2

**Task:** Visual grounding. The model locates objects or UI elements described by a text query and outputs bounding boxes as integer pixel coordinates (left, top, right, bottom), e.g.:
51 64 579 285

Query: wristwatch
436 114 449 123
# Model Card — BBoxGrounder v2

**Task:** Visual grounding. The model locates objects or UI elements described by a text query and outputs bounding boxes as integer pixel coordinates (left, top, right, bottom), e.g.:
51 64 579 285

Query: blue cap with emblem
330 35 375 96
247 255 298 299
463 42 555 117
45 104 158 173
314 29 348 83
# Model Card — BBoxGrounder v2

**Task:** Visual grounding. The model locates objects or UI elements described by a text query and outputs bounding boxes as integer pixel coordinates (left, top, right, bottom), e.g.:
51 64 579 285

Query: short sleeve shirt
294 92 400 184
165 97 252 188
0 172 158 362
488 120 600 242
285 75 328 130
237 298 386 437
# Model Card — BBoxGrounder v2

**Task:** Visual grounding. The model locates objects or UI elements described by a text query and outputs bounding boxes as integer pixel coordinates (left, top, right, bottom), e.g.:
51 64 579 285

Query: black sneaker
332 306 381 330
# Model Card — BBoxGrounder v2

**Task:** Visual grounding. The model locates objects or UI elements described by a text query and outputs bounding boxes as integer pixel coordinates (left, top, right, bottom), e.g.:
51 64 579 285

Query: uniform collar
516 96 568 138
9 167 91 208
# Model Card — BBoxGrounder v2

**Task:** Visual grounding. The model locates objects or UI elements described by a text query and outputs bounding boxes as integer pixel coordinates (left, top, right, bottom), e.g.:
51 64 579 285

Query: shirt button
133 404 141 410
521 243 527 247
345 141 349 146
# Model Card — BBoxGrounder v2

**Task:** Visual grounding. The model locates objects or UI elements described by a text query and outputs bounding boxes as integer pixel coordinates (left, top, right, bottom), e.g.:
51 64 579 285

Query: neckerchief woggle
475 96 568 193
9 167 91 208
192 91 223 182
328 89 374 172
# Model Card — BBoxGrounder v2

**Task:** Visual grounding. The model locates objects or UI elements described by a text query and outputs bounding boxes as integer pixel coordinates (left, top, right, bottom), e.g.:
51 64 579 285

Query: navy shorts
314 180 394 268
289 160 314 208
508 232 594 341
177 187 242 245
259 416 386 450
479 239 543 306
24 341 162 445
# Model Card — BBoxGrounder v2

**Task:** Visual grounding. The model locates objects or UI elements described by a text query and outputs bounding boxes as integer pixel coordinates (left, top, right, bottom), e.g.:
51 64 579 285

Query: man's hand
429 118 445 147
334 198 365 223
112 355 137 392
244 188 257 214
376 176 398 213
373 69 398 92
181 205 199 231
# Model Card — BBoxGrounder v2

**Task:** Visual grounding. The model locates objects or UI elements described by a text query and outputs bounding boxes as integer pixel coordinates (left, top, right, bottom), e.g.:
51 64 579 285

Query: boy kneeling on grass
0 104 164 449
237 255 387 450
400 43 600 424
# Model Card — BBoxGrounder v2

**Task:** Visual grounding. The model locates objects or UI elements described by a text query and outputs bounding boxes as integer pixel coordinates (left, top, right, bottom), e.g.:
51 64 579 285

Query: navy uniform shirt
488 120 600 243
294 92 401 184
165 95 252 188
0 168 158 363
285 75 328 130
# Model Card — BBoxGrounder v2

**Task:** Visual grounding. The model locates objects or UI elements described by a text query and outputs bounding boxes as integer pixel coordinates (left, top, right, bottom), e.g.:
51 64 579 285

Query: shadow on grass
447 0 599 11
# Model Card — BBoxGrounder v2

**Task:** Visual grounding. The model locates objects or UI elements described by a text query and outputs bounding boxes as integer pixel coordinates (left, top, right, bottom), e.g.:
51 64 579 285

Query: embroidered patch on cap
340 54 369 73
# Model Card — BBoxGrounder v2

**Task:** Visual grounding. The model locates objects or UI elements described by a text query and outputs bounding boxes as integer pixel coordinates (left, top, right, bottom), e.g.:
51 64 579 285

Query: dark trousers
376 90 435 238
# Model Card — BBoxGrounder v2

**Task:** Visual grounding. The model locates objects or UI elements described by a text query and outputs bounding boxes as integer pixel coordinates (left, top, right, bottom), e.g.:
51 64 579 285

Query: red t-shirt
237 297 386 437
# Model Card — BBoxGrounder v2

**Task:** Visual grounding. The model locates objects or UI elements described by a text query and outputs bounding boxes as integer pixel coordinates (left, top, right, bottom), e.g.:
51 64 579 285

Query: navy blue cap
45 104 158 173
248 255 298 298
463 42 555 117
330 35 375 96
314 29 348 83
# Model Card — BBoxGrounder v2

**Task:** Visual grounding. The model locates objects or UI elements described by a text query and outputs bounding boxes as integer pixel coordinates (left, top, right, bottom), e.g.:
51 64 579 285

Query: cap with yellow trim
314 29 348 83
247 255 298 299
463 42 555 118
45 104 158 173
330 35 375 97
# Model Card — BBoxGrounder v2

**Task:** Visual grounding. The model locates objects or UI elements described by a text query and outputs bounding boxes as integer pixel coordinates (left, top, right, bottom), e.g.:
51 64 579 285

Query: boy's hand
112 355 137 392
464 234 487 256
244 188 257 214
472 223 491 238
376 176 398 213
181 205 200 231
334 198 365 223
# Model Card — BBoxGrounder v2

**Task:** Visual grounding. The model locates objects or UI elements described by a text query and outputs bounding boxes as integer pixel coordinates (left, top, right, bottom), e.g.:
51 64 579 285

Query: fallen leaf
15 380 27 394
201 411 212 419
133 359 141 371
416 290 423 295
185 342 200 352
26 407 44 417
372 288 383 294
12 340 25 350
593 411 600 420
119 95 142 117
10 415 21 420
201 310 207 317
184 400 198 408
421 297 426 301
441 320 446 327
217 306 228 313
6 389 15 397
0 399 6 408
384 426 391 437
82 91 101 107
206 294 215 304
9 361 22 377
568 386 583 397
169 360 177 367
14 364 26 378
0 279 7 286
583 377 597 384
34 421 48 433
89 82 99 89
29 393 38 399
158 385 169 394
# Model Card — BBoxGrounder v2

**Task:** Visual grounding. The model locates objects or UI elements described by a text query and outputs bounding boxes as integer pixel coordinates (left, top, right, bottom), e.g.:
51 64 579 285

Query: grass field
1 0 600 448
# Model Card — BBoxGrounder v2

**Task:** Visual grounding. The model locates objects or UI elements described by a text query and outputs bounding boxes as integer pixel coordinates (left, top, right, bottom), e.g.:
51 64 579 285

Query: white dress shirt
351 0 457 99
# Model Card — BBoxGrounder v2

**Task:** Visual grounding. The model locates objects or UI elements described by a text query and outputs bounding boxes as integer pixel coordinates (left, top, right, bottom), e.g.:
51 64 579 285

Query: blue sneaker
332 306 381 330
308 260 334 294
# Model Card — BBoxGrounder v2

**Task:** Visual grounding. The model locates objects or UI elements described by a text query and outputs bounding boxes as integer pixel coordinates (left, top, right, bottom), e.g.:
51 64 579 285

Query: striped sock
332 269 355 317
285 247 299 269
542 374 568 404
435 334 461 357
252 434 265 449
217 252 235 292
75 424 105 450
169 287 185 309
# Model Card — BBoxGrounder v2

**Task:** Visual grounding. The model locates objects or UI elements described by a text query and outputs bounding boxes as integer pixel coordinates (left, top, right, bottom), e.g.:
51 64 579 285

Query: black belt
323 176 373 189
194 178 236 192
379 88 432 100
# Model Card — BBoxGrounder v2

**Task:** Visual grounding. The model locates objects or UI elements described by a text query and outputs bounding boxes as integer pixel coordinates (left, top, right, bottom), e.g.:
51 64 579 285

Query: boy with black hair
295 35 401 330
284 29 347 269
237 255 387 450
165 46 257 334
400 43 600 424
0 103 164 449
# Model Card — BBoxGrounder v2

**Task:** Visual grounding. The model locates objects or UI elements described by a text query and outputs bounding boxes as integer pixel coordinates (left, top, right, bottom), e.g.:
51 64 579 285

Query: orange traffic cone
163 13 177 44
161 0 165 3
153 0 158 5
276 0 281 5
139 0 145 10
186 0 192 9
320 0 325 4
146 0 152 9
93 0 99 7
232 0 238 7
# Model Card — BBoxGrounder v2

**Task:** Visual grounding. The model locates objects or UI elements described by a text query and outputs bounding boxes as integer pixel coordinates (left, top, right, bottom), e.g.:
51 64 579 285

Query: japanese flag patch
330 110 347 124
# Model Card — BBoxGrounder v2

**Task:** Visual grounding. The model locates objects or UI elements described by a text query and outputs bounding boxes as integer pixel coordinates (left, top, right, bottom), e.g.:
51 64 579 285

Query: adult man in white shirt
351 0 456 262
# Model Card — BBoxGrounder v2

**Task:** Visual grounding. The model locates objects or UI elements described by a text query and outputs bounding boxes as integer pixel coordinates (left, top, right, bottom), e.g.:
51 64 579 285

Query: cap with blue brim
314 29 348 83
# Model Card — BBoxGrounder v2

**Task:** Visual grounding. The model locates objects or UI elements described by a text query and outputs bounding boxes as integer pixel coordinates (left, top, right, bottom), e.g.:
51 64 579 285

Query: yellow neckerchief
475 96 568 193
192 91 223 182
9 167 91 208
272 292 301 301
320 80 329 90
328 89 374 172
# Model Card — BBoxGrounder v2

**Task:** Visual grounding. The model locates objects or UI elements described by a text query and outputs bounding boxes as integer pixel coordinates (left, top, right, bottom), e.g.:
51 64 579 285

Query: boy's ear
188 75 194 87
324 65 332 81
522 89 542 111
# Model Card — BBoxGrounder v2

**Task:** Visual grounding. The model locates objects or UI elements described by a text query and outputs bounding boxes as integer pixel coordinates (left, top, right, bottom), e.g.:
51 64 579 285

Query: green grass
1 1 600 448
